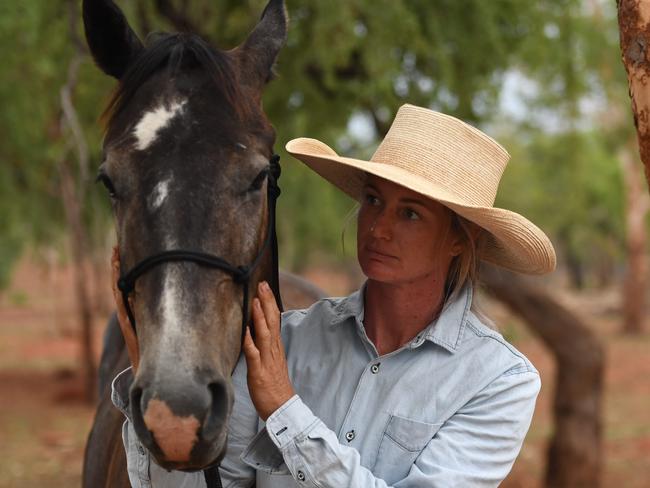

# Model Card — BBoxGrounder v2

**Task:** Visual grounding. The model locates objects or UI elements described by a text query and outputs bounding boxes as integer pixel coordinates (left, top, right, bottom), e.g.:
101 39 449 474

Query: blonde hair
444 213 484 301
444 212 495 328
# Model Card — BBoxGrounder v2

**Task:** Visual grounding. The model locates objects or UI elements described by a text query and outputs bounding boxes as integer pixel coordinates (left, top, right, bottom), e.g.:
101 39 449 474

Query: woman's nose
370 212 392 239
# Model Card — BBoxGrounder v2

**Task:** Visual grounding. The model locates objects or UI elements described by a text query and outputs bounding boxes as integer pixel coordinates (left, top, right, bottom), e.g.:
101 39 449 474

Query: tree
618 0 650 188
618 0 650 334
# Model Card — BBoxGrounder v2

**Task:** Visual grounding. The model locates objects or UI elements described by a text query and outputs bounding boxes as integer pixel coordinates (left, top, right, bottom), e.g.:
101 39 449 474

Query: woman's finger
257 281 281 337
251 298 272 358
111 246 140 370
111 248 131 328
242 326 261 367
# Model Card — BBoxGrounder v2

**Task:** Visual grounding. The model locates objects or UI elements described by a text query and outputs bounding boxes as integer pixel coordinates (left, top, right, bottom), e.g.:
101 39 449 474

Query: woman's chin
360 260 400 283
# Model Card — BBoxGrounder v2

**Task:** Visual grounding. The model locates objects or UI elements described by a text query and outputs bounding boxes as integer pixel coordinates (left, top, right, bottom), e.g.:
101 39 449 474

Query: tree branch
61 0 89 194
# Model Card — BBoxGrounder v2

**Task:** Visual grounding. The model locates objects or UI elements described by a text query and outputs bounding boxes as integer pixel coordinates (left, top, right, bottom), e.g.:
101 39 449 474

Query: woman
112 104 556 487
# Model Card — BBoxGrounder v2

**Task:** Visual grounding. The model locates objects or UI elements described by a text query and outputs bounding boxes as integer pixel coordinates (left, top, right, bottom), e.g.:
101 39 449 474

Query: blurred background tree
0 0 636 284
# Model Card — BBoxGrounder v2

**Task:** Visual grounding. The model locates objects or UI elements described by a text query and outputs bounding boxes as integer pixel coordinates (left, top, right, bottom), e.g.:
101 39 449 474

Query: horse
80 1 323 486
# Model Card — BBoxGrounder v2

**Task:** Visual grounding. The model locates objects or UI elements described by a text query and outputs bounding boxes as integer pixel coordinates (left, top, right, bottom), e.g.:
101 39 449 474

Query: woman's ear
450 220 483 256
450 241 464 257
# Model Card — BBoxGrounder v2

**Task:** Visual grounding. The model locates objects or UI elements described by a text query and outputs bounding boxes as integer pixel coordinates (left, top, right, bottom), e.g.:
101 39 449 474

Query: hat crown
371 104 510 207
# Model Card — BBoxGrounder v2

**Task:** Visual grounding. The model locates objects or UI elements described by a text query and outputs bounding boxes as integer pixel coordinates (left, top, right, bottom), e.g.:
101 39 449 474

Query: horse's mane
101 33 240 131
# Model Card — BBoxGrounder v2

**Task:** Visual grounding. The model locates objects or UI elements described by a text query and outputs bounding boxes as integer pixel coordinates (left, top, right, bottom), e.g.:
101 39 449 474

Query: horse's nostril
129 385 155 449
130 385 143 421
203 381 230 439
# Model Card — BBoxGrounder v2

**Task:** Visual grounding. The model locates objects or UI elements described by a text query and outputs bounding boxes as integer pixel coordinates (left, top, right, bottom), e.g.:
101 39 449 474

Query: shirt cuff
265 395 320 450
240 395 319 474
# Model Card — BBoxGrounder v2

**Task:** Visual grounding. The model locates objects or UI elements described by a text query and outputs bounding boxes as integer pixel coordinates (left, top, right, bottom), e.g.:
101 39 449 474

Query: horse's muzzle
129 373 233 469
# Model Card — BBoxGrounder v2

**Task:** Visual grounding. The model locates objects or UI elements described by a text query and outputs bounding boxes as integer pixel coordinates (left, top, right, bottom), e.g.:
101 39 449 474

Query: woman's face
357 175 460 286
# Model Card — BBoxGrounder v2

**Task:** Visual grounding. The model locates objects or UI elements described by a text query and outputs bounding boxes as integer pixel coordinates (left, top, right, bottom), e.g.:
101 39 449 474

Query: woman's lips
365 247 397 260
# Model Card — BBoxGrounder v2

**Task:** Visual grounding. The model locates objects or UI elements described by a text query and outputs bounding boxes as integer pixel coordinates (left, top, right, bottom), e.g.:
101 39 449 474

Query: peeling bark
618 0 650 189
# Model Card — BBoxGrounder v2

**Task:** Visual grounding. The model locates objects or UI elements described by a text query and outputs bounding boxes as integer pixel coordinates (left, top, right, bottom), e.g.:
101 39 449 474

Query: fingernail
262 281 270 292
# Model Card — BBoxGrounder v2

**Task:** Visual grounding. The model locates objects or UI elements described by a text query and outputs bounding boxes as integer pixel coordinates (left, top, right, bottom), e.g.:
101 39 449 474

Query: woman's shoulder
281 291 358 330
462 310 538 377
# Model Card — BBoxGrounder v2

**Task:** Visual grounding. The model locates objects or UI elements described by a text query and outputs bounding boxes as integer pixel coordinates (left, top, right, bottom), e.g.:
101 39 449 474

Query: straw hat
286 104 556 275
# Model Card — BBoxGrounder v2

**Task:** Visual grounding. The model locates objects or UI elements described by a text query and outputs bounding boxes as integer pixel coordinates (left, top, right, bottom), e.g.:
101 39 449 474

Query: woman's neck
363 277 447 356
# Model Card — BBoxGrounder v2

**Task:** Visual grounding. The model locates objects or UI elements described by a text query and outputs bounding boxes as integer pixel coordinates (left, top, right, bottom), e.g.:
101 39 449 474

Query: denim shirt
112 285 540 488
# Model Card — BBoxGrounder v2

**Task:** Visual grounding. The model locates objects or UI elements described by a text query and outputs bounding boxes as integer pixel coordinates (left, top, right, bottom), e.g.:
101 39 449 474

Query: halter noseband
116 154 283 339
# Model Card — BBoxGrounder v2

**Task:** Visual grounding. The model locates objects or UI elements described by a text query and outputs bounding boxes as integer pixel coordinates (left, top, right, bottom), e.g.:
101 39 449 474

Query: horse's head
83 0 287 470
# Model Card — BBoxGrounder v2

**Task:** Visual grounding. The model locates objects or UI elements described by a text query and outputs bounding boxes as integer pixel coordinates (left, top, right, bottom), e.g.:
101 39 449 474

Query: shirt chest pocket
373 415 442 484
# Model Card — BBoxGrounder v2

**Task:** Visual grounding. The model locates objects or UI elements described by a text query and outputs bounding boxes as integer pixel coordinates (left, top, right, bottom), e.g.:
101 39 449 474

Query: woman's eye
365 194 380 206
404 208 420 221
96 173 117 199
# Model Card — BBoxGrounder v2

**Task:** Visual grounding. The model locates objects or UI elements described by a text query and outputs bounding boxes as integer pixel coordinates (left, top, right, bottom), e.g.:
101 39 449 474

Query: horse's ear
82 0 144 79
238 0 288 88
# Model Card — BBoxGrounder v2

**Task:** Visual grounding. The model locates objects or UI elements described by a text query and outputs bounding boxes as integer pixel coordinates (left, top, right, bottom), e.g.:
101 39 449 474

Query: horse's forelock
100 33 243 134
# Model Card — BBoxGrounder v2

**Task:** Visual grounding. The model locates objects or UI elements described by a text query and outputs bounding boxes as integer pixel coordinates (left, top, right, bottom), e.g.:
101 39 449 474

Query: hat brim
286 137 556 275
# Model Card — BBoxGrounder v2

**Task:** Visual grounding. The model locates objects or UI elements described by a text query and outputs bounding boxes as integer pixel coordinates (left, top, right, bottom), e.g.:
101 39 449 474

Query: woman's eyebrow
363 183 379 192
399 198 430 209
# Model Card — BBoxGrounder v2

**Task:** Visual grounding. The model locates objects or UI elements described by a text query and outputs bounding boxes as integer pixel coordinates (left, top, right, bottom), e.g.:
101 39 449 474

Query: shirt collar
422 285 472 353
330 285 365 326
111 366 134 420
330 283 473 354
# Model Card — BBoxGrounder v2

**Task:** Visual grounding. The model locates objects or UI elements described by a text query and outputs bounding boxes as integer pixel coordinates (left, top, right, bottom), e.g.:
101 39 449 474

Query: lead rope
203 155 283 488
204 465 223 488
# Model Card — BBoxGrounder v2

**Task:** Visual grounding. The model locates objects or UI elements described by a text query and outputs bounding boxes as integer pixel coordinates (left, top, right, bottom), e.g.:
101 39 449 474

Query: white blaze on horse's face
134 99 187 151
149 178 171 211
160 261 188 347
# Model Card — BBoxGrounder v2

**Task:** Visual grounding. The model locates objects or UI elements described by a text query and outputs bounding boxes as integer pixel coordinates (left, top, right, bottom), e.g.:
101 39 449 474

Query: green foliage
0 0 637 282
498 130 625 286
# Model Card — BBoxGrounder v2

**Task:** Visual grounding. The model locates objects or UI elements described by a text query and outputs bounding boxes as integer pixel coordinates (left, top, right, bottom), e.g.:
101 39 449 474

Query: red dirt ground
0 257 648 487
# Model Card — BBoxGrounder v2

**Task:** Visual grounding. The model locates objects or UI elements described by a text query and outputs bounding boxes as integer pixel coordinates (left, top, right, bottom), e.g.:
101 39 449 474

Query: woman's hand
111 247 140 371
243 281 295 421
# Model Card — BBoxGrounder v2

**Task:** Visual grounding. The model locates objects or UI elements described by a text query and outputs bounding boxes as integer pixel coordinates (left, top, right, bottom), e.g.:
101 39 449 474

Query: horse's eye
95 173 117 199
247 168 269 192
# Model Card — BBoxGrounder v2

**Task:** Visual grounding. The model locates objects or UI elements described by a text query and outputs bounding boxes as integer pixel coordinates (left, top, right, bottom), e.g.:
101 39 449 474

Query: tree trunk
57 0 96 403
481 265 604 488
618 0 650 189
619 143 649 333
59 159 96 403
92 248 112 317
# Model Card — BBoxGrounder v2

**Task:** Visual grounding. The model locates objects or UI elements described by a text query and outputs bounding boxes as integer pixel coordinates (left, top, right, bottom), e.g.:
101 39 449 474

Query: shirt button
370 363 380 374
137 445 145 455
297 470 306 481
345 430 356 442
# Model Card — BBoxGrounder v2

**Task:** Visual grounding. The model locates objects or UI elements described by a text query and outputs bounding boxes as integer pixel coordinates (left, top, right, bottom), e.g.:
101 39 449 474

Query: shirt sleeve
217 355 259 488
248 367 540 487
119 356 259 488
